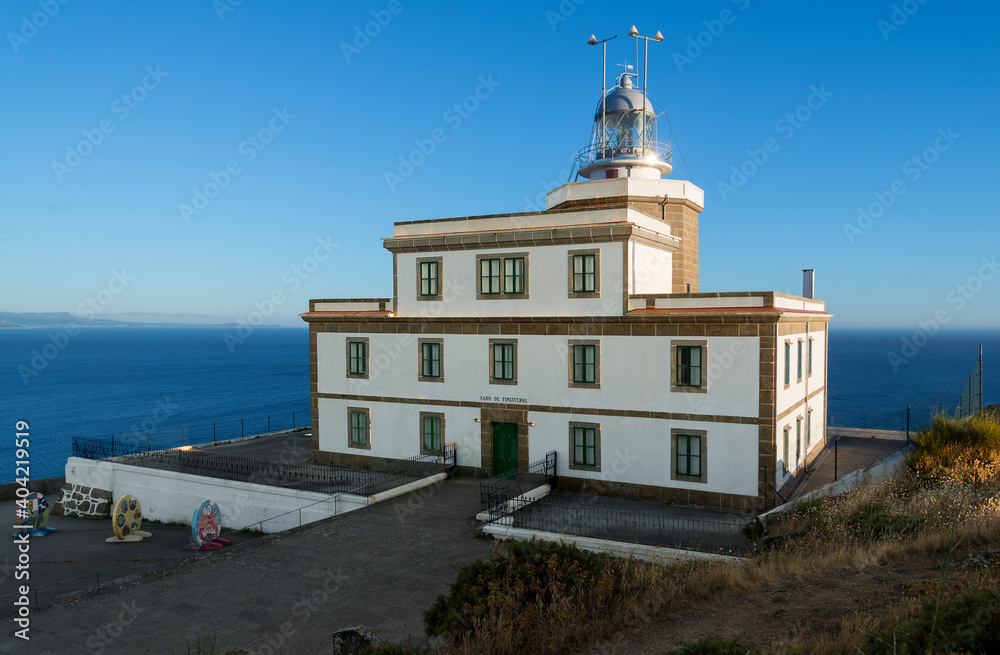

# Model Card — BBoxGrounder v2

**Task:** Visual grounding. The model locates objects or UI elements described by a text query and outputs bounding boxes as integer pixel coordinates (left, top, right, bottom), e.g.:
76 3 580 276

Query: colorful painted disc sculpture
112 495 143 540
16 493 49 531
192 500 222 546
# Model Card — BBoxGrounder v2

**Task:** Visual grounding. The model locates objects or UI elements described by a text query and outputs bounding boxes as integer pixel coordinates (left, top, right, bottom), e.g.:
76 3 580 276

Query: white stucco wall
629 242 672 294
318 398 482 470
393 242 627 318
65 457 367 533
775 325 827 486
318 333 760 419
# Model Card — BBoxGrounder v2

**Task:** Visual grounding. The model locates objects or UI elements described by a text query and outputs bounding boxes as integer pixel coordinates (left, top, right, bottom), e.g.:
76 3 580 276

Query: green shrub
839 501 923 544
867 588 1000 654
908 412 1000 480
424 539 608 640
358 645 429 655
673 635 762 654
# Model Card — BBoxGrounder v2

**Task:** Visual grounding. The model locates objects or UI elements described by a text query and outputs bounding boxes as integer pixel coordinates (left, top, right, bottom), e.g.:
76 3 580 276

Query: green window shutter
783 429 789 472
676 346 703 387
797 341 802 380
481 259 501 294
805 415 811 448
419 261 439 296
573 427 596 466
349 342 366 375
422 416 440 451
784 343 790 384
422 343 440 378
796 419 801 461
350 411 369 445
504 257 525 294
573 344 597 383
808 340 813 374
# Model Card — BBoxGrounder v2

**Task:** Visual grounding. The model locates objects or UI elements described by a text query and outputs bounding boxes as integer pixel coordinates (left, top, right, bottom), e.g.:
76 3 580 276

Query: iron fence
504 493 749 555
70 407 311 459
113 448 451 496
480 451 557 518
956 345 984 419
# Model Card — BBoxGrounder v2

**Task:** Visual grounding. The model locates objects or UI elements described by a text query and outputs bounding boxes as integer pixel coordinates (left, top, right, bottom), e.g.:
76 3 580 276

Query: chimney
802 269 815 299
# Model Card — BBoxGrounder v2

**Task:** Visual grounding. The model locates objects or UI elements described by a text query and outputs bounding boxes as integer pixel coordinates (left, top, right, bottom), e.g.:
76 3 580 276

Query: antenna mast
628 25 664 149
587 33 618 154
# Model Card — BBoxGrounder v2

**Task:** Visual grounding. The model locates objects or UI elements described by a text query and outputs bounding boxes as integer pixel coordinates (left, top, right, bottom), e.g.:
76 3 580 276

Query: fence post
864 411 867 430
147 430 150 452
268 415 271 433
213 423 216 442
111 435 115 456
242 419 244 438
834 438 838 481
292 411 296 428
906 405 910 445
182 426 185 446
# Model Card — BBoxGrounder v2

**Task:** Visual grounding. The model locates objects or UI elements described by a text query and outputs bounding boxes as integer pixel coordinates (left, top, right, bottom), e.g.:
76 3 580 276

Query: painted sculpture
11 493 58 538
184 500 230 550
105 495 152 543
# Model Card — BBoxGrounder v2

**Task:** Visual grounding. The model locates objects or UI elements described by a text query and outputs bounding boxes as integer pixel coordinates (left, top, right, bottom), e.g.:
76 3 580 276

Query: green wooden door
492 423 518 476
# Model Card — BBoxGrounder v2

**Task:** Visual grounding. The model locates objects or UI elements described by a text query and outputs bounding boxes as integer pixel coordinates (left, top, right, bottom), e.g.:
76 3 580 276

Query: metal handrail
575 139 671 166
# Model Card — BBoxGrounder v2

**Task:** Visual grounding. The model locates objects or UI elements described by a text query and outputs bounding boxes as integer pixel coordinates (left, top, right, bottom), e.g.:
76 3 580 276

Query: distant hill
0 312 284 329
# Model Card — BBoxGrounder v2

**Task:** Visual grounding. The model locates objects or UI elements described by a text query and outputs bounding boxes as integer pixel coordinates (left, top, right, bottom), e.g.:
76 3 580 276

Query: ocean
1 325 996 483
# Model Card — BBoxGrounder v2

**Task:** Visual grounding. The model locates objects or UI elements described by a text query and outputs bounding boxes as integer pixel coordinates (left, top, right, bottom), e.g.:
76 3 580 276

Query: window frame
671 340 708 394
568 339 600 389
784 341 791 387
416 257 443 300
347 407 371 450
346 338 370 380
797 340 803 381
567 249 601 298
796 417 802 462
782 427 790 473
568 421 601 471
671 428 707 483
418 338 444 382
806 410 812 449
477 253 529 299
419 412 445 455
488 339 518 385
808 338 814 377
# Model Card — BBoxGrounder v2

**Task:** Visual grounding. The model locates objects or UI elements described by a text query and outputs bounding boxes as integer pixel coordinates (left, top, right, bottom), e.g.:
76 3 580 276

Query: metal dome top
595 73 655 116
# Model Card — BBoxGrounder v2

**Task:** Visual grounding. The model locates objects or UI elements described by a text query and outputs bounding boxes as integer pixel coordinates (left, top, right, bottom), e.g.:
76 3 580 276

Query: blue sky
2 0 998 328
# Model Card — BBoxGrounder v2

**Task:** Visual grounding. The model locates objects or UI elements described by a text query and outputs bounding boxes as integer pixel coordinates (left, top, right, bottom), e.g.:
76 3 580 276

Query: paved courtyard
1 477 492 654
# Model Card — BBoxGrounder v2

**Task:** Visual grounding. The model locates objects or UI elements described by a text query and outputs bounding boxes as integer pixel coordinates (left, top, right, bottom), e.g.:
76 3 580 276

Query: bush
359 645 429 655
867 588 1000 654
424 539 608 640
839 501 923 544
423 538 670 654
908 413 1000 481
673 635 762 654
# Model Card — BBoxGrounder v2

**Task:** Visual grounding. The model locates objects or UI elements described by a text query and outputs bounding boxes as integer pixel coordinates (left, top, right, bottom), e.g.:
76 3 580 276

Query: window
808 339 813 376
796 418 802 461
479 258 501 295
784 342 791 385
346 338 369 379
783 428 790 472
477 254 528 298
671 429 707 482
676 346 703 387
671 340 708 394
568 421 601 471
419 339 443 381
347 408 370 449
504 257 525 294
420 413 444 454
806 412 812 449
571 343 598 385
418 259 440 298
676 434 702 477
573 426 596 466
797 341 803 381
489 340 517 384
571 253 597 292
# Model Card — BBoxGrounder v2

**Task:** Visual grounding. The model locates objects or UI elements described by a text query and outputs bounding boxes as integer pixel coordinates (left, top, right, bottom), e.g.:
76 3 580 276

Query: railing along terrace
480 451 557 519
507 493 749 555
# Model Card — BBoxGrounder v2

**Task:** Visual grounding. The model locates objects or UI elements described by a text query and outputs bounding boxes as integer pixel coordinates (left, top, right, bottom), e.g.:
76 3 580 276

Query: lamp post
627 25 664 149
587 33 618 155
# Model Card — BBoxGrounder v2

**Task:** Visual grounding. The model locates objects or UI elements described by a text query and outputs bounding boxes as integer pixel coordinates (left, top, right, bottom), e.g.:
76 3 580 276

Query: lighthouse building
303 64 830 513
